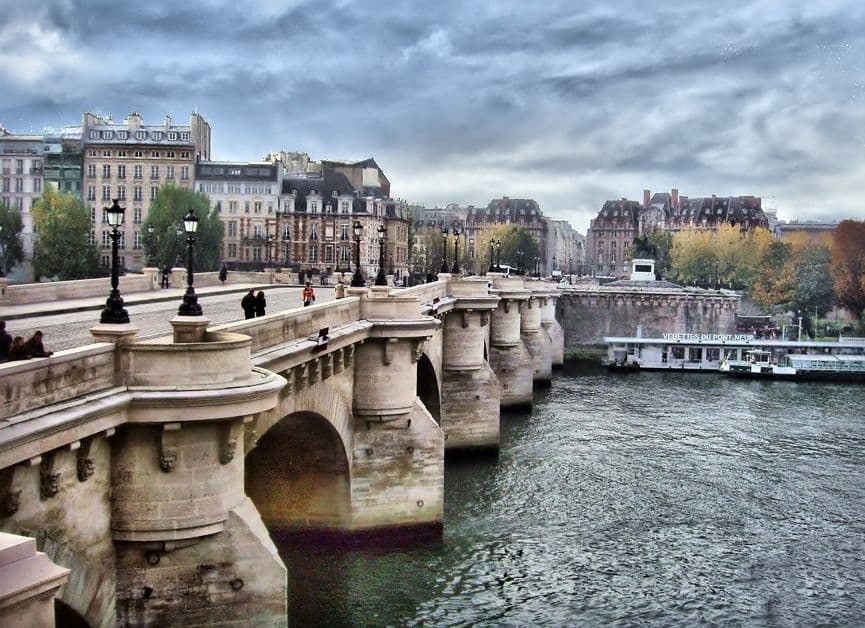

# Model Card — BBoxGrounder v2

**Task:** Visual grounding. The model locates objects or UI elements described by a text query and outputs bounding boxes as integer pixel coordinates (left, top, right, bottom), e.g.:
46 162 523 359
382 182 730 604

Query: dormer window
136 131 147 140
151 131 163 140
181 132 190 141
117 130 128 140
332 190 338 198
89 130 99 139
309 188 317 196
168 131 178 141
102 130 114 139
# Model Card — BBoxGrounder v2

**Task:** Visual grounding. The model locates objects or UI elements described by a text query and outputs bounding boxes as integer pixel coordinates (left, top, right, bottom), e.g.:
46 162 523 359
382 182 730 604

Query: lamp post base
170 316 211 343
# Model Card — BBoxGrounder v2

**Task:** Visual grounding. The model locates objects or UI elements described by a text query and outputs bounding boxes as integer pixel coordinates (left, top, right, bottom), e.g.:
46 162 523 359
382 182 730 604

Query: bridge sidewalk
1 283 297 321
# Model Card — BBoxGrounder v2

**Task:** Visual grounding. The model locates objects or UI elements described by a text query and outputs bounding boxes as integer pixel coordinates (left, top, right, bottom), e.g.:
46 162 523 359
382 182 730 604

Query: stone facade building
43 127 83 199
586 188 770 278
274 156 410 281
196 161 283 268
0 130 45 281
545 218 585 276
81 112 211 269
464 197 549 272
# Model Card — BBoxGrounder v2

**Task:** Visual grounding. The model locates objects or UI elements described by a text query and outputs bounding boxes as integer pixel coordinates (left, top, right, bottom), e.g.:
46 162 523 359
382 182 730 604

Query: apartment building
196 160 283 268
0 129 45 281
81 111 211 269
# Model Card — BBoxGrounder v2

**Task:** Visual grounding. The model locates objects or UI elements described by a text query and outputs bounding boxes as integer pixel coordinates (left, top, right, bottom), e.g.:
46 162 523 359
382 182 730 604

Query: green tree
143 185 223 272
630 231 673 278
475 224 540 274
0 201 25 276
751 239 794 309
31 187 100 280
792 243 834 318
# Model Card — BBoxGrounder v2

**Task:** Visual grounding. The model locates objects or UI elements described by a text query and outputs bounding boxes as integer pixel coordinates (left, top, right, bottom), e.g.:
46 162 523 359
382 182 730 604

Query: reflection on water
279 361 865 627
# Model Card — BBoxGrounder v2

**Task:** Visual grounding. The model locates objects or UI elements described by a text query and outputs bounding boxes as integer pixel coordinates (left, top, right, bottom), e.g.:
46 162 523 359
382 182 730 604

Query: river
278 361 865 626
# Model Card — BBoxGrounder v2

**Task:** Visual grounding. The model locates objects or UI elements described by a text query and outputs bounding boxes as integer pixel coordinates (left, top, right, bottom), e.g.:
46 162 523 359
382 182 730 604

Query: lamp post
0 223 4 277
351 220 364 287
440 225 449 274
375 224 387 286
100 199 130 324
552 256 556 277
488 238 495 273
495 239 502 272
534 256 540 278
468 237 475 274
146 224 155 266
517 249 524 275
282 229 290 265
569 258 573 284
451 222 462 273
177 209 202 316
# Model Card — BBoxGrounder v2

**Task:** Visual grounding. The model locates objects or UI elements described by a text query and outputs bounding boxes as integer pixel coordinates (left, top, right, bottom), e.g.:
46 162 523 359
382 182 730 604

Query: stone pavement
1 282 298 321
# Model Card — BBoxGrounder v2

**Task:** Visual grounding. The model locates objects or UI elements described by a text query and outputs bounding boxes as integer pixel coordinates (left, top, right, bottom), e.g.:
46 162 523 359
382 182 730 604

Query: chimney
671 188 679 210
124 112 143 130
643 189 651 207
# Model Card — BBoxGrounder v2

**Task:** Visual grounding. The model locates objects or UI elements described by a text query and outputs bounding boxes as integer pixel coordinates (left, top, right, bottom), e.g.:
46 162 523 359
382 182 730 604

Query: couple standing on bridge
241 290 267 319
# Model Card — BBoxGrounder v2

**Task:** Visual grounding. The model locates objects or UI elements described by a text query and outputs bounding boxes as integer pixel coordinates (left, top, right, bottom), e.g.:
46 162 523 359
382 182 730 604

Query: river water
278 362 865 626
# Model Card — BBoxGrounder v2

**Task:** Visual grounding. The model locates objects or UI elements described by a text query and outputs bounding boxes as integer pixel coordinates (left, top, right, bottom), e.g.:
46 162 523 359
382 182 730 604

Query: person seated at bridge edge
302 282 316 307
24 331 53 358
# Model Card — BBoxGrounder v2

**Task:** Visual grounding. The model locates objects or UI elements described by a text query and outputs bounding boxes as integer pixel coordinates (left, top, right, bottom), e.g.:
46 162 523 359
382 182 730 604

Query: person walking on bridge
241 289 256 319
302 282 316 307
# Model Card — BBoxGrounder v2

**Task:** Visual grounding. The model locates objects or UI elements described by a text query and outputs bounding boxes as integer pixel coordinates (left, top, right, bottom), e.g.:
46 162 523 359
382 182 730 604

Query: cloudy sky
2 0 864 232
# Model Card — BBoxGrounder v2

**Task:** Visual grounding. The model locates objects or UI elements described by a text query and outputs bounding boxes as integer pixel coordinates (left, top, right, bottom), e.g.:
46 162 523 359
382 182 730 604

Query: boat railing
839 336 865 345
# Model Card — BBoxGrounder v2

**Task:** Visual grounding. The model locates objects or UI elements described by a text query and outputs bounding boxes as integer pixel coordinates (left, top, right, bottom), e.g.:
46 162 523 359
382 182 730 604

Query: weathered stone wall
440 365 500 451
0 432 116 627
556 290 740 356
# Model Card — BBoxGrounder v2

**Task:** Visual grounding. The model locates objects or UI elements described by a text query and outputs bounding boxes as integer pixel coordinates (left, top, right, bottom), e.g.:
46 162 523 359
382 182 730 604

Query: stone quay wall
557 288 740 357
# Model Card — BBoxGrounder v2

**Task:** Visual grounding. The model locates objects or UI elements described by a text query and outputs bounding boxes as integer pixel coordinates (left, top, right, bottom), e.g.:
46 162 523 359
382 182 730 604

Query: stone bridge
0 273 563 627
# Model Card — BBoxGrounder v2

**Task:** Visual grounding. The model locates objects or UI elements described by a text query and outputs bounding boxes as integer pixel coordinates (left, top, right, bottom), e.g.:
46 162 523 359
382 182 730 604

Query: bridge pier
541 292 565 367
349 290 444 534
521 288 552 386
439 280 501 452
488 275 533 410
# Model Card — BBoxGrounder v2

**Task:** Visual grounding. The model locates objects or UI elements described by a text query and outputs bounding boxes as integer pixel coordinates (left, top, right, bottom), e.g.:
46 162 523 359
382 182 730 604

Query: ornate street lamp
351 220 364 287
495 239 502 272
0 223 5 277
375 224 387 286
177 209 203 316
282 228 290 265
100 199 130 324
440 225 449 274
552 256 557 276
534 255 541 278
146 224 155 267
451 222 461 274
488 238 495 274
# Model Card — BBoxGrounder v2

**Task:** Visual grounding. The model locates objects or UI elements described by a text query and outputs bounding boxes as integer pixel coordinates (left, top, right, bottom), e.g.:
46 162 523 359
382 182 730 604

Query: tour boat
719 350 865 381
719 350 796 378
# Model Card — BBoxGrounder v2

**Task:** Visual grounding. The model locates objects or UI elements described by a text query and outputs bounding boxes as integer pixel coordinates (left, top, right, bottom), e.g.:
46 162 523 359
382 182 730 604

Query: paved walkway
1 282 300 321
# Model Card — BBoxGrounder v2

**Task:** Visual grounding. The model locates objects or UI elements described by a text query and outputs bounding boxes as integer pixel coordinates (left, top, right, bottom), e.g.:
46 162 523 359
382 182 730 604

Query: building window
325 245 334 262
167 151 175 158
134 207 142 224
89 130 99 139
102 209 109 223
14 179 23 193
151 132 163 141
340 201 350 214
118 131 128 140
102 164 111 178
103 130 114 139
87 164 96 178
228 200 237 213
88 230 96 245
33 178 41 193
309 244 318 261
181 132 190 141
310 223 318 240
102 230 111 247
227 243 237 258
134 231 142 250
117 186 126 200
134 186 142 202
87 186 96 201
134 150 143 158
254 201 262 214
340 224 349 240
102 186 111 201
168 132 178 140
166 165 175 179
228 221 237 236
151 186 159 201
150 165 159 179
253 223 262 238
309 201 319 213
252 247 262 262
181 166 189 180
244 201 250 214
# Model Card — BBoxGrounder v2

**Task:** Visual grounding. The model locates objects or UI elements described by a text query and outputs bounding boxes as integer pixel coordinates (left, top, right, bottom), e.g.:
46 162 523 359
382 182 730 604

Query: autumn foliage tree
830 220 865 320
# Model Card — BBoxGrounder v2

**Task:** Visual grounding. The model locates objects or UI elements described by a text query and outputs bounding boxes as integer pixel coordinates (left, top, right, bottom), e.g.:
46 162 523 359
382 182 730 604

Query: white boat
720 350 865 381
719 350 796 378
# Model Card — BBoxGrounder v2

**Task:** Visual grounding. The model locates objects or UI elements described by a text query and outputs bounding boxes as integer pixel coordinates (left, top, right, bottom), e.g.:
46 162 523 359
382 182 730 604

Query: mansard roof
281 166 356 211
595 199 643 224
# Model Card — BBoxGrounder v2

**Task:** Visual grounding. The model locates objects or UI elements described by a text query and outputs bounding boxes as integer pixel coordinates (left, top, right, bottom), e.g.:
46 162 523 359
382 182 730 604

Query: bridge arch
245 381 353 531
416 353 440 424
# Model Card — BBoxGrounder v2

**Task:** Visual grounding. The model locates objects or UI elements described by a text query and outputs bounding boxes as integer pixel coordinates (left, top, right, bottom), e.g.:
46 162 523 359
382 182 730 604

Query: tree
0 201 25 276
31 187 100 280
831 220 865 320
475 224 539 274
750 239 794 309
792 243 834 318
630 231 673 278
143 185 223 272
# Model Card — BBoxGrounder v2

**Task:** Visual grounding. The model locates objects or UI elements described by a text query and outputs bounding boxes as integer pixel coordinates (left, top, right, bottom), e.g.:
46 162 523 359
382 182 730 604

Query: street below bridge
3 285 336 353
